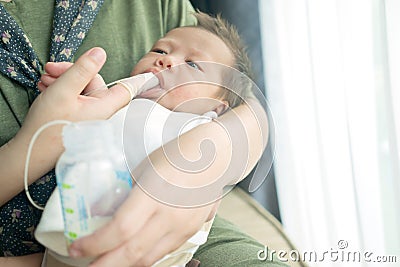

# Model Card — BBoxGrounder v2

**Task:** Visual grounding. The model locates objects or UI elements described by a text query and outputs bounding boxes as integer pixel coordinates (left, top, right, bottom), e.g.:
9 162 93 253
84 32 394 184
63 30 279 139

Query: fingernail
69 248 82 258
88 48 106 63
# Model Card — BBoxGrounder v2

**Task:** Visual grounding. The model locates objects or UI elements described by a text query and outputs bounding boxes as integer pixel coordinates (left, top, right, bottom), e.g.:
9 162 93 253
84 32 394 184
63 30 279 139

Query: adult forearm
217 98 269 184
0 131 62 205
134 98 268 192
0 253 43 267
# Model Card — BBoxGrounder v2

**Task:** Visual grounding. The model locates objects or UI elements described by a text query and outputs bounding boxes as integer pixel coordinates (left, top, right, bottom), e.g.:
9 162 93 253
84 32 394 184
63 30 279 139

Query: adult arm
69 97 269 267
0 253 43 267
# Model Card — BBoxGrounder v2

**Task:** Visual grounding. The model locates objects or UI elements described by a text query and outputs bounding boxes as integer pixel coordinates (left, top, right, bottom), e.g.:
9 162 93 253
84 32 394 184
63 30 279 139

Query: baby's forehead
152 26 235 70
162 26 220 43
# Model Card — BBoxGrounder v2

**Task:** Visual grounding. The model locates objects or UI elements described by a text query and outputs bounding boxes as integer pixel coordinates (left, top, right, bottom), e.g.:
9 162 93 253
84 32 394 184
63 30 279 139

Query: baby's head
132 11 254 115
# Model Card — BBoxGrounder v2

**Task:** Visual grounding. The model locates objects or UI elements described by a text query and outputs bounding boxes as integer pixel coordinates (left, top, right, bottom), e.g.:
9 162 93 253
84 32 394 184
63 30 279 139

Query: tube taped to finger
84 72 159 99
117 72 159 99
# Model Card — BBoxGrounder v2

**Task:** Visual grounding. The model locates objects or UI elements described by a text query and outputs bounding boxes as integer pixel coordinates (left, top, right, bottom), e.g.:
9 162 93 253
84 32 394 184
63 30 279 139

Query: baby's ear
213 100 229 115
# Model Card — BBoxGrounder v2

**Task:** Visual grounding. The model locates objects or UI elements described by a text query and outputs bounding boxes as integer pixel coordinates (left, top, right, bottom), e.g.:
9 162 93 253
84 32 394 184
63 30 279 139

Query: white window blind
259 0 400 265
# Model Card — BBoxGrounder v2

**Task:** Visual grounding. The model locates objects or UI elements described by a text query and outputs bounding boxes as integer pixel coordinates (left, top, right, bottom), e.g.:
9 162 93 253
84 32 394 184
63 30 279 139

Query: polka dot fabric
0 4 42 93
0 0 104 256
50 0 105 62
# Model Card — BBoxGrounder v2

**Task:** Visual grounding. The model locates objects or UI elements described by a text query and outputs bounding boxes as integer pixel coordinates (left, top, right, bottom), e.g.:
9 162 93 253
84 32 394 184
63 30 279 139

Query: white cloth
35 99 217 267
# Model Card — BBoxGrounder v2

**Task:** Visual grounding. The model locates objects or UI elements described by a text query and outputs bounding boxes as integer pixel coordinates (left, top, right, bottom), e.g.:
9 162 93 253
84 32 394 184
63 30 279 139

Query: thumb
49 47 107 97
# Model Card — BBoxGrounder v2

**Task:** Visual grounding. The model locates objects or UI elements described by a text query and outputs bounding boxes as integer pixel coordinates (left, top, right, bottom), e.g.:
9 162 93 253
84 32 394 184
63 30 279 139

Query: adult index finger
44 61 73 77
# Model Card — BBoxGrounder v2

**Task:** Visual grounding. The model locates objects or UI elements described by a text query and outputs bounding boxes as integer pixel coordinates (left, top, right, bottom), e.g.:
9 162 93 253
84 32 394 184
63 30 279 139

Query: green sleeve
163 0 196 31
194 216 289 267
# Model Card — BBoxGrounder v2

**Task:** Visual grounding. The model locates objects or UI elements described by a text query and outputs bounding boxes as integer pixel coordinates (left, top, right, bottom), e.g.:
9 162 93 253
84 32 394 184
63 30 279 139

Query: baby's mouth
137 85 166 99
143 68 168 89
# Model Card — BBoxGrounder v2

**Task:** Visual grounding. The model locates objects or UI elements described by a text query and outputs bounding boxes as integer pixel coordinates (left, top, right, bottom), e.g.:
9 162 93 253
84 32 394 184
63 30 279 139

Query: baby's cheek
130 57 151 76
168 87 193 100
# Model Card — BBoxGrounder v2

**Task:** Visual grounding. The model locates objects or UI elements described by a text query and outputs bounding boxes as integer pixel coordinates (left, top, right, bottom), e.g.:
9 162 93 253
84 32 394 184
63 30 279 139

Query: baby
40 11 254 115
12 11 255 267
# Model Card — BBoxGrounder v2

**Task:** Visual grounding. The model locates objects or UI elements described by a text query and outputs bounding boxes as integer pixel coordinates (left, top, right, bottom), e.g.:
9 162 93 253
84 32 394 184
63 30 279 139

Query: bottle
55 120 132 246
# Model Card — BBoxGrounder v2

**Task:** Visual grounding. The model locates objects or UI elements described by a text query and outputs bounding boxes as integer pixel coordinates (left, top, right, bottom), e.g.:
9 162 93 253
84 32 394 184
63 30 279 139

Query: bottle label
116 170 133 188
57 182 91 245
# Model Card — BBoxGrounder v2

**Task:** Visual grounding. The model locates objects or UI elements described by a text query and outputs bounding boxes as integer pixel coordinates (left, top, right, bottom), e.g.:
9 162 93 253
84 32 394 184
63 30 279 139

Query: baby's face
131 27 234 115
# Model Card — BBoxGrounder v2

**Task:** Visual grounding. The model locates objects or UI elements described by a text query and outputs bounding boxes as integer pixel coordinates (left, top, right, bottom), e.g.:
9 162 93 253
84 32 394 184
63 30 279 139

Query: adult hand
18 46 131 166
69 185 218 267
0 47 131 204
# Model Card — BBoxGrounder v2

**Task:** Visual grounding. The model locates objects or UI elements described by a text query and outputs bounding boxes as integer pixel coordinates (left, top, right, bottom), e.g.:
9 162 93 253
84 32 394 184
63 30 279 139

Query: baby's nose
156 56 177 69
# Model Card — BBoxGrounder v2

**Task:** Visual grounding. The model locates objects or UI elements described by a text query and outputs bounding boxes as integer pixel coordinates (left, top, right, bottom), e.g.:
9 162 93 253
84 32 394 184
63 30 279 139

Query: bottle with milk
55 120 132 246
